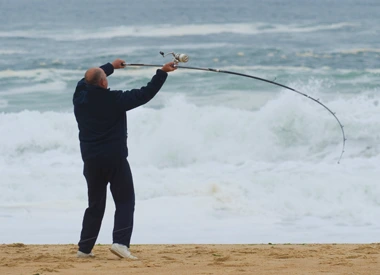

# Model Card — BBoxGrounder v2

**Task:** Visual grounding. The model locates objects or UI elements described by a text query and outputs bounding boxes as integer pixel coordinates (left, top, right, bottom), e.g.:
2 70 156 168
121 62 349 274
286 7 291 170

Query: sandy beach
0 243 379 275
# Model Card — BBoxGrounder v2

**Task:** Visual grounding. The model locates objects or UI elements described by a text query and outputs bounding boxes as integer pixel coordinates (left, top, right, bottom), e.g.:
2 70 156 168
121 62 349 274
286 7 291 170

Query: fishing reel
160 51 189 64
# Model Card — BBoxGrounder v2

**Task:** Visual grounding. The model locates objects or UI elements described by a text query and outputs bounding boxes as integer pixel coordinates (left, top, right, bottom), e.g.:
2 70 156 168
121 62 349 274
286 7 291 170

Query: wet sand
1 243 379 274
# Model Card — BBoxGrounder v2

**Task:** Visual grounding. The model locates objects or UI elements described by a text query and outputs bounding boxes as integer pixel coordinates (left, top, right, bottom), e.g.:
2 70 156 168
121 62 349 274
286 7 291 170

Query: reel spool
160 51 189 64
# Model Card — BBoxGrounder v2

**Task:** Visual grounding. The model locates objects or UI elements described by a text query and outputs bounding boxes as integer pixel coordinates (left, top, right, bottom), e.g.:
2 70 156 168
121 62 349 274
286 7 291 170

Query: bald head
85 67 107 88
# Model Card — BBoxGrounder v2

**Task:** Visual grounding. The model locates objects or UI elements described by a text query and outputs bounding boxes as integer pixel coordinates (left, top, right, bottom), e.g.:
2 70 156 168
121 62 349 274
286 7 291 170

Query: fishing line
123 52 346 163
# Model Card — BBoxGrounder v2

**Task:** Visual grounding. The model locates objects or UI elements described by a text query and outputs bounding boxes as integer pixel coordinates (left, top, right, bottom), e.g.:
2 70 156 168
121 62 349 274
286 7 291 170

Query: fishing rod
123 52 346 163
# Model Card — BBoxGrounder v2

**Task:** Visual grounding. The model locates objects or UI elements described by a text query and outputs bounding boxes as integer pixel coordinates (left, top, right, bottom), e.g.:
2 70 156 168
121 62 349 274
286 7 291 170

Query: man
73 58 176 259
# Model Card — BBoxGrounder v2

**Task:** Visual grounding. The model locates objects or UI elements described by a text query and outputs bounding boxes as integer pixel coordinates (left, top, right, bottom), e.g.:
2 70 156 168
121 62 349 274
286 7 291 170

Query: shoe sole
77 252 95 258
110 248 124 258
109 248 138 260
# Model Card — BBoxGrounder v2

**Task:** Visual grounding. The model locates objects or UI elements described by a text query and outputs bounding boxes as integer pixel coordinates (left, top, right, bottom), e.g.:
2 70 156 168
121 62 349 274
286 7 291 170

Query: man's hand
112 59 126 69
161 62 177 73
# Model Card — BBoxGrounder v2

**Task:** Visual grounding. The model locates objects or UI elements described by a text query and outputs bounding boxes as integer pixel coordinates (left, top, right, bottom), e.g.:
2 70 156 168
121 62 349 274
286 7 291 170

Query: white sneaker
110 243 138 259
77 251 95 258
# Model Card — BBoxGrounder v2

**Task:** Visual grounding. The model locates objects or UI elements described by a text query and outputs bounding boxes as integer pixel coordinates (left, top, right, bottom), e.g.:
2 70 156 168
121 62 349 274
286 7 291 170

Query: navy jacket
73 63 168 161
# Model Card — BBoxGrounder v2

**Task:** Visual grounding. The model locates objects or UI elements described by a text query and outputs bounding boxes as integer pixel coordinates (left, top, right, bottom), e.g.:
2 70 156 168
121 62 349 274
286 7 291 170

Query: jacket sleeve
100 63 114 77
115 69 168 111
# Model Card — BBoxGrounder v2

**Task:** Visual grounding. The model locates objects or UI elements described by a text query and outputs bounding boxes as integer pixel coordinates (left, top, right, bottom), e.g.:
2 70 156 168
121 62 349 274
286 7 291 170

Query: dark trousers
78 156 135 254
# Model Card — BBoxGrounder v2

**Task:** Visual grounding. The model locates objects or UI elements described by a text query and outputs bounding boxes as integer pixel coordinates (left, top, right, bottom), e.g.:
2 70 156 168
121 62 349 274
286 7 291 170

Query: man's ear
100 77 107 89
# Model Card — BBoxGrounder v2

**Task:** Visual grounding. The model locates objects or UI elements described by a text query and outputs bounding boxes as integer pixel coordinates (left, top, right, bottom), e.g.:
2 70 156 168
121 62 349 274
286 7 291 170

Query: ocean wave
0 93 379 221
1 81 67 96
0 93 366 166
0 66 315 82
0 50 27 55
337 48 380 54
0 22 358 41
0 66 332 81
0 90 374 163
1 65 378 100
0 68 82 79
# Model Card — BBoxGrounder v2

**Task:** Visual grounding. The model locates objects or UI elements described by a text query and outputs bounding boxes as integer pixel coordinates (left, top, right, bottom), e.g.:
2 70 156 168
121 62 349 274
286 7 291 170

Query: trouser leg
78 160 108 253
109 158 135 247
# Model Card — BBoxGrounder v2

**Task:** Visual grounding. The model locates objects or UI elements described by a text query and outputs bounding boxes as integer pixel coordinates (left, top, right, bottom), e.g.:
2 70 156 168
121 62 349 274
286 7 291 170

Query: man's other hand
112 59 126 69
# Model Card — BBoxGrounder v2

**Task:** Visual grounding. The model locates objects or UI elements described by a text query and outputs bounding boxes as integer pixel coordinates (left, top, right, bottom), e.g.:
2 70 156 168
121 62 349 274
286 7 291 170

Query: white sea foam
0 91 379 196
